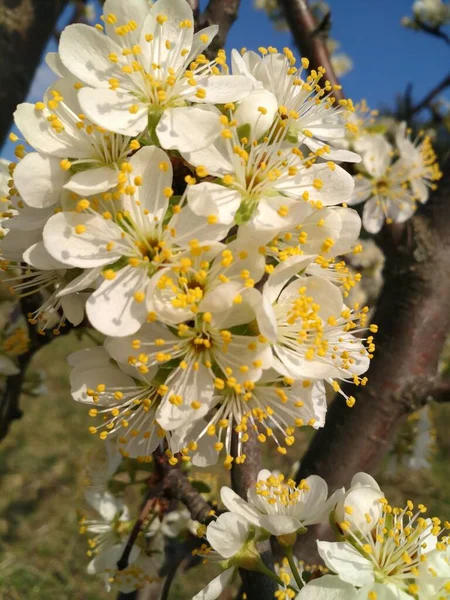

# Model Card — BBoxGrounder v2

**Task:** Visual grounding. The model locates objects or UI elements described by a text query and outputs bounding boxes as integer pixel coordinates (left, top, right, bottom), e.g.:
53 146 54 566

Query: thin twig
278 0 344 101
414 18 450 46
117 479 163 571
408 72 450 118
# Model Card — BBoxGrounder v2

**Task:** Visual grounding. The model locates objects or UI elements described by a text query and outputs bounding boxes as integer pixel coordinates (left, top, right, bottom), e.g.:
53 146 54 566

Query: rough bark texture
0 0 69 146
297 160 450 490
231 431 278 600
197 0 241 57
278 0 344 101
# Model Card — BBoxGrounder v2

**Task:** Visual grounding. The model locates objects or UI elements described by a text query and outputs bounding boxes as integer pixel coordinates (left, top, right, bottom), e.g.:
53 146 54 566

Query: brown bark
278 0 344 101
197 0 241 57
297 160 450 489
0 0 70 146
231 431 278 600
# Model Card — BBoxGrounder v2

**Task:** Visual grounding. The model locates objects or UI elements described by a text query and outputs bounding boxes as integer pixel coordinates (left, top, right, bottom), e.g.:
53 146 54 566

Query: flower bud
334 472 385 535
234 90 278 140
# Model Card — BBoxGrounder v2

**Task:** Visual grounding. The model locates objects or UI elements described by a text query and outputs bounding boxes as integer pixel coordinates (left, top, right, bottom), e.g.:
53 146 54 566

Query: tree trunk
0 0 69 146
297 160 450 490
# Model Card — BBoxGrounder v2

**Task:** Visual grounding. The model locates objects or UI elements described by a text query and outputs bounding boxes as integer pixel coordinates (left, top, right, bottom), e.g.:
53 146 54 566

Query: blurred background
0 0 449 598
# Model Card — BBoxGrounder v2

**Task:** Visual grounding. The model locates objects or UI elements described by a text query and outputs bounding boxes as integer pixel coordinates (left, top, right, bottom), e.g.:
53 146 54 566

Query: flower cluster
195 470 450 600
346 121 442 233
0 0 380 469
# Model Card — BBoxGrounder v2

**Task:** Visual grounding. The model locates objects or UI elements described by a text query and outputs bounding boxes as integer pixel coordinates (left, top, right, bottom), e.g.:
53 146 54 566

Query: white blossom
58 0 252 151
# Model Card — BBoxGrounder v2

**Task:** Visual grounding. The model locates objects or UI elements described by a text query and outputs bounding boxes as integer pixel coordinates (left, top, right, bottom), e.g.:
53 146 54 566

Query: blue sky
2 0 449 159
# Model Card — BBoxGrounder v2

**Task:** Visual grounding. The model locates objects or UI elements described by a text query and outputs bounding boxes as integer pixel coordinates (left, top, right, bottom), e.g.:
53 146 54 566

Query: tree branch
296 158 450 490
0 294 72 441
278 0 344 101
408 72 450 118
162 468 213 525
0 0 70 146
414 18 450 47
197 0 242 58
427 376 450 403
231 430 278 600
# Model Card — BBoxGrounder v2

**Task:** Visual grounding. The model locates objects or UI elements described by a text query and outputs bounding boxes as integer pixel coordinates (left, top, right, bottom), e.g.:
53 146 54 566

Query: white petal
362 198 384 234
246 288 279 343
278 163 354 206
86 265 148 336
206 513 249 558
188 182 241 225
14 104 71 156
156 364 215 430
350 472 381 490
192 568 235 600
23 241 68 270
43 212 123 267
357 584 412 600
220 487 261 527
104 0 151 46
317 541 374 586
169 206 230 246
259 515 302 536
45 52 70 77
362 135 393 178
87 543 140 575
68 346 110 368
58 267 100 297
157 106 221 152
126 146 172 223
181 134 233 176
296 575 358 600
348 177 372 207
14 153 69 208
234 89 278 139
188 25 219 62
60 294 86 326
64 166 118 195
329 207 361 255
78 87 148 136
70 365 134 404
265 254 317 305
193 75 253 104
59 24 120 87
249 197 309 235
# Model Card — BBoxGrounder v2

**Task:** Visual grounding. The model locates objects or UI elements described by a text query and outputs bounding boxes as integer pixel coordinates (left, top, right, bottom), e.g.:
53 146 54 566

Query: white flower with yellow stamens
231 48 361 162
58 0 252 151
149 239 266 325
220 469 343 537
247 258 373 397
0 187 99 331
318 496 450 594
395 122 442 203
334 472 385 536
348 132 440 234
183 95 355 230
43 146 230 336
13 77 136 208
69 346 168 460
182 371 327 468
103 307 272 438
192 512 258 600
